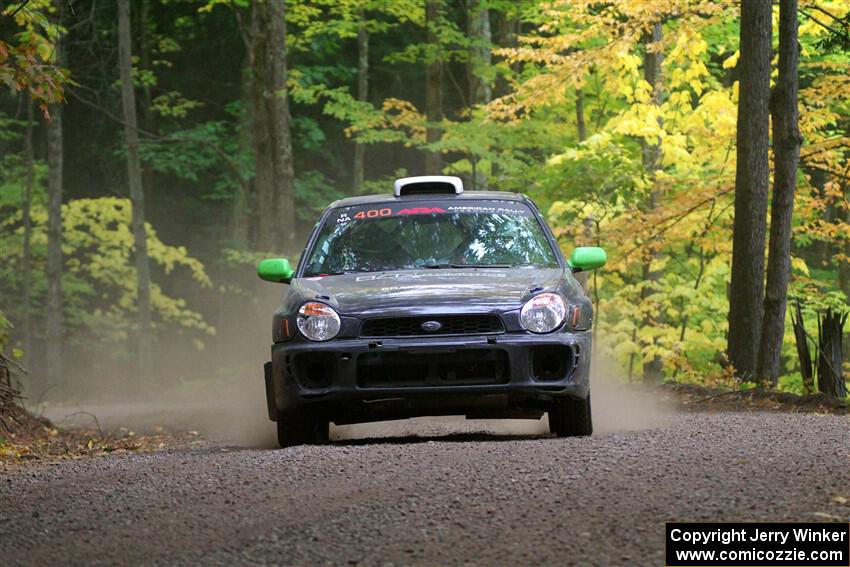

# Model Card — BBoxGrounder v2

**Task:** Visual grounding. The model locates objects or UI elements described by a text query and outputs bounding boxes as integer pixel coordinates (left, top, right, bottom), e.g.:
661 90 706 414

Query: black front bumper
264 331 592 425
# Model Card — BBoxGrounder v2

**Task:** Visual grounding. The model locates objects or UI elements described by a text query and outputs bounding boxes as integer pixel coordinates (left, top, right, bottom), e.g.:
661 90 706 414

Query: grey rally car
258 175 607 446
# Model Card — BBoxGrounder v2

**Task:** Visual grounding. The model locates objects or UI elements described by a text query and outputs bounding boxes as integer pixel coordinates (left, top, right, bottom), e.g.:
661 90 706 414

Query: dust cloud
33 282 283 449
588 354 676 434
332 347 675 442
38 373 280 449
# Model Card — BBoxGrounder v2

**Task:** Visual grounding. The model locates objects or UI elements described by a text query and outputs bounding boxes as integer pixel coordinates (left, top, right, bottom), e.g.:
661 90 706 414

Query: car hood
287 267 574 316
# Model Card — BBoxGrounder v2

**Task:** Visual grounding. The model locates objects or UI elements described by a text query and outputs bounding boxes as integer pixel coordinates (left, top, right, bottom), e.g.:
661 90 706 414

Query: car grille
360 315 504 338
356 350 509 388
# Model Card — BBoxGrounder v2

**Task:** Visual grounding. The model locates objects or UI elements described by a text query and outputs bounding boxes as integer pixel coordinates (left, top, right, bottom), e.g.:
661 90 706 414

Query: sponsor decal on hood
355 271 508 282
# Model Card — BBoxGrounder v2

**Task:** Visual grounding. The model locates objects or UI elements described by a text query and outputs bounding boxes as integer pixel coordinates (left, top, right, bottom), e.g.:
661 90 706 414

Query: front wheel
276 411 329 447
548 393 593 437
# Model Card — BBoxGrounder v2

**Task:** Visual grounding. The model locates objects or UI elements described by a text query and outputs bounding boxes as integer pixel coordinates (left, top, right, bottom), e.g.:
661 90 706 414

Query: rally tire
276 412 330 447
549 393 593 437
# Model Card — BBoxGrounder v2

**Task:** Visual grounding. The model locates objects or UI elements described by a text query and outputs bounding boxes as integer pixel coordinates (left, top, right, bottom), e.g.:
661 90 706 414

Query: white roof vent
393 175 464 197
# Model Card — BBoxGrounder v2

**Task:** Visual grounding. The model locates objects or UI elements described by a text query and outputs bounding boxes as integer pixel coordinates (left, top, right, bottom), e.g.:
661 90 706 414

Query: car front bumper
265 331 592 424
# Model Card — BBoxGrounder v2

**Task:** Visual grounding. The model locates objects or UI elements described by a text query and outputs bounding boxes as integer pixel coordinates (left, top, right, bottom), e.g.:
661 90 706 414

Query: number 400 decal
354 208 391 219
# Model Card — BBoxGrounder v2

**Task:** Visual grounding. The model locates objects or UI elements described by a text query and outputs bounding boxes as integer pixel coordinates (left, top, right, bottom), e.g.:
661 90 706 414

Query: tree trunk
576 89 587 142
139 0 157 214
841 208 850 301
492 9 519 98
352 9 368 194
231 57 253 247
466 0 491 190
466 0 492 105
491 8 519 184
139 0 154 133
841 206 850 365
250 0 295 253
641 23 663 173
838 201 850 363
424 0 443 173
250 0 275 250
268 0 296 254
46 96 63 393
727 0 772 381
816 310 847 399
119 0 154 384
640 22 664 384
21 95 34 373
45 2 64 394
757 0 800 385
577 88 590 295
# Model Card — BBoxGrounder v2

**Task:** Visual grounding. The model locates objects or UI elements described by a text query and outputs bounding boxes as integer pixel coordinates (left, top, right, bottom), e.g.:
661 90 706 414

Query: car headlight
520 293 566 333
297 302 341 341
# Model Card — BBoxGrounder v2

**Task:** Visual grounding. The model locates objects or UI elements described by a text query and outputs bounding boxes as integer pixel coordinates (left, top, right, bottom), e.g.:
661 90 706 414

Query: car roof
328 190 531 209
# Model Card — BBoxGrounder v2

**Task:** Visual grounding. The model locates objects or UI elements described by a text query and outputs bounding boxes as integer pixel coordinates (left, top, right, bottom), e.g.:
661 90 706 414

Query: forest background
1 0 848 404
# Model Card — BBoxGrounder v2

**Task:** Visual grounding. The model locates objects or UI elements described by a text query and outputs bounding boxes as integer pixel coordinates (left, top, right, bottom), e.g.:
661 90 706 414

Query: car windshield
302 200 559 276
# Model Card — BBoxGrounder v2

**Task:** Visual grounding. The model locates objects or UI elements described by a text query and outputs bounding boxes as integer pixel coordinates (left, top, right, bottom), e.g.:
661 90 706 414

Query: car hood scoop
293 267 567 315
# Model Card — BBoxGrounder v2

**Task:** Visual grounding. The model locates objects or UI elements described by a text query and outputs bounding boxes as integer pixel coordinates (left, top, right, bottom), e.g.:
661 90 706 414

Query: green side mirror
568 247 607 272
257 258 295 283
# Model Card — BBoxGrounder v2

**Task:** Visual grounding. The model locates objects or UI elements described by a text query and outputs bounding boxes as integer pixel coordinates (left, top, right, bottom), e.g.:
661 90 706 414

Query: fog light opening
294 353 334 389
531 346 572 381
305 363 326 384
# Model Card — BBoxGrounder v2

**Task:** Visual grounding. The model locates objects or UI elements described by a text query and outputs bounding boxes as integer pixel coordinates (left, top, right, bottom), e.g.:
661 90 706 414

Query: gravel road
2 411 849 566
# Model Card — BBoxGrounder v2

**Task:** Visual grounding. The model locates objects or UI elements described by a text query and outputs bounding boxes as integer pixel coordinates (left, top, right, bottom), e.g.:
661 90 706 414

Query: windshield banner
327 200 532 225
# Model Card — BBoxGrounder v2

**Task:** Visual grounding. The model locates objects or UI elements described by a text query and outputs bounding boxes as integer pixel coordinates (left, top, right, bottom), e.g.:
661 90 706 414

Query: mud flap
264 361 277 421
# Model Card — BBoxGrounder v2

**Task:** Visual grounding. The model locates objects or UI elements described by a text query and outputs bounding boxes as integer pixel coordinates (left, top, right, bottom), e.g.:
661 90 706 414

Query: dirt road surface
2 407 849 566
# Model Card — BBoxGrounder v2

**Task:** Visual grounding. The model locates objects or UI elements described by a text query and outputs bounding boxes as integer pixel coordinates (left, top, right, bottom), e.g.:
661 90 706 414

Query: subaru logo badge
421 320 442 332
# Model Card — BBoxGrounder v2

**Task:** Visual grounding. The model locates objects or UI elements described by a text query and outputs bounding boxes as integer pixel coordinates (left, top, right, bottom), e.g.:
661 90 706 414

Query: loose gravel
1 412 849 566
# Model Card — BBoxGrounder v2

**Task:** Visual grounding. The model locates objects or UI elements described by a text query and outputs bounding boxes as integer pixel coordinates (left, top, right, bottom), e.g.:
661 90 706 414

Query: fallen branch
687 390 744 404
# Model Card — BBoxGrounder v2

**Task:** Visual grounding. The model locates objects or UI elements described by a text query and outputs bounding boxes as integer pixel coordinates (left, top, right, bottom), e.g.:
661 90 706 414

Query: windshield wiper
423 263 453 269
423 263 512 269
307 269 363 277
305 271 346 277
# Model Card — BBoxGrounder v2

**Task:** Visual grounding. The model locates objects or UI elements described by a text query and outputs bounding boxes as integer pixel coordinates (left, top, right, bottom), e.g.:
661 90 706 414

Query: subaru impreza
259 176 606 446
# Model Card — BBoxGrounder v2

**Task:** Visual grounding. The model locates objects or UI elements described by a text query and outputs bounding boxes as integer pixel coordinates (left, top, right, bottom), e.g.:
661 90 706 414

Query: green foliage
294 170 345 221
0 197 214 350
0 153 47 208
292 116 327 152
151 91 201 118
139 120 251 200
0 112 25 142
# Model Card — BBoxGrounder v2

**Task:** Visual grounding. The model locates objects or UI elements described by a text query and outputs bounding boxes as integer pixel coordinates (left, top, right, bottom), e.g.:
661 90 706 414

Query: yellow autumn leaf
790 257 810 276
